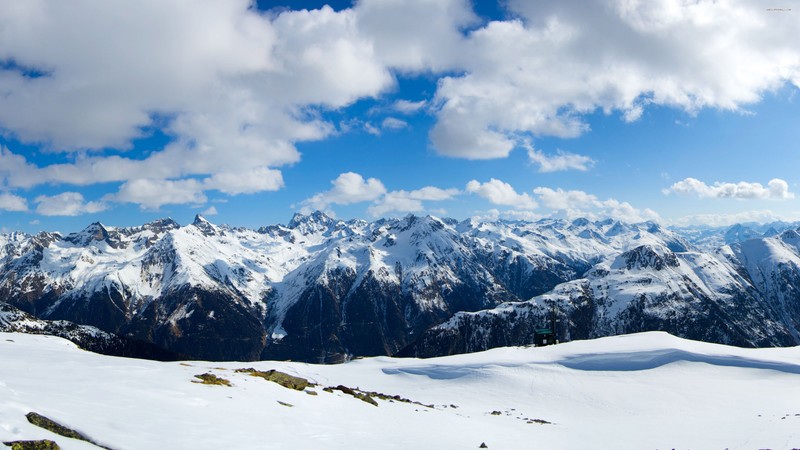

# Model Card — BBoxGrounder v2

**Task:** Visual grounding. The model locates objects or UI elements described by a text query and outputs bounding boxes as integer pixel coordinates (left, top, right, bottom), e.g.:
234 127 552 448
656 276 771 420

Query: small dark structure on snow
534 328 554 346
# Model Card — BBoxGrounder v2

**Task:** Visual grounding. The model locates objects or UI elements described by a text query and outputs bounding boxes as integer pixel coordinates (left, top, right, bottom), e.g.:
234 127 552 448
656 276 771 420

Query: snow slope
1 332 798 449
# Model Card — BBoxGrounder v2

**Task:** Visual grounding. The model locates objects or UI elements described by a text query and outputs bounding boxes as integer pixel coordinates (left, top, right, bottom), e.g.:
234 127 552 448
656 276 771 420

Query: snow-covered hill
1 213 798 361
1 331 798 449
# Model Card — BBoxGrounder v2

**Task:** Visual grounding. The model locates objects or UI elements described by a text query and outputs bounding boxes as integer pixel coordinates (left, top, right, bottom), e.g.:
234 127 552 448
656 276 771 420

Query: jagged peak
144 217 181 231
64 221 126 248
288 210 334 228
85 221 110 232
287 211 341 236
190 214 219 237
762 227 780 238
779 228 800 242
612 244 679 271
570 217 591 227
604 221 629 236
193 214 211 225
643 221 662 233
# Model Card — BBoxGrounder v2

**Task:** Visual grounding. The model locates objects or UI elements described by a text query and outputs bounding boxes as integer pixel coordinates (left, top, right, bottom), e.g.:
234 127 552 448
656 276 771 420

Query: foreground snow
1 332 799 449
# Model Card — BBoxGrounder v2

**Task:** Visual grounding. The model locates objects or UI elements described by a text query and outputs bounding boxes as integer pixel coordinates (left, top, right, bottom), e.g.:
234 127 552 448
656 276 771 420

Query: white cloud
664 177 795 199
598 198 661 224
392 99 427 114
364 122 382 136
1 0 798 211
201 206 218 216
368 186 459 216
527 147 594 173
429 0 800 158
533 187 660 223
0 2 399 209
533 187 598 210
34 192 106 216
0 192 28 212
300 172 387 213
381 117 409 130
354 0 477 72
204 167 284 195
112 179 207 210
465 179 538 210
300 173 459 217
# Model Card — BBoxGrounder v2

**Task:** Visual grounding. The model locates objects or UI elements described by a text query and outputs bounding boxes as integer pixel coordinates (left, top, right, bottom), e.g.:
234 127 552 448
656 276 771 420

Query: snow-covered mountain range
1 212 799 361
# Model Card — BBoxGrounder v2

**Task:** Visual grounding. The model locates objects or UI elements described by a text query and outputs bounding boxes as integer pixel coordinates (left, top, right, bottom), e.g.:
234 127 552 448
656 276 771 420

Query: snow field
1 331 799 449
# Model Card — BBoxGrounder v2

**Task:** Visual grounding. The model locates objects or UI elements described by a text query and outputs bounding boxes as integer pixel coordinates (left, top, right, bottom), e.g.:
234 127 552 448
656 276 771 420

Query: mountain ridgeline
1 212 799 362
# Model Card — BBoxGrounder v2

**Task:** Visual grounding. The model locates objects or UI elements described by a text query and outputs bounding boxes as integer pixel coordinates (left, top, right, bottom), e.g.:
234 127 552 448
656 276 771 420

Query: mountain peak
288 210 336 234
191 214 219 236
144 217 180 232
612 244 679 271
65 221 124 248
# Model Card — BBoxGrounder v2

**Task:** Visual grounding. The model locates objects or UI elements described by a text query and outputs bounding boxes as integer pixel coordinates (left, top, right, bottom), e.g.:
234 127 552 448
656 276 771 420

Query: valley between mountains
2 211 799 362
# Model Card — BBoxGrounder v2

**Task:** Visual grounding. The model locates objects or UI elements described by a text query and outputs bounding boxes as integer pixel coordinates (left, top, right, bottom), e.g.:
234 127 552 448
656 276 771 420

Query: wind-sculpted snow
1 212 798 361
557 348 800 373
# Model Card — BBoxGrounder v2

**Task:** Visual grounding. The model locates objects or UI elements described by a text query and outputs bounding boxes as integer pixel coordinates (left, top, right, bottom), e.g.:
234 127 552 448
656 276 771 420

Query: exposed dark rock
25 412 113 450
192 373 231 386
3 440 61 450
235 368 309 391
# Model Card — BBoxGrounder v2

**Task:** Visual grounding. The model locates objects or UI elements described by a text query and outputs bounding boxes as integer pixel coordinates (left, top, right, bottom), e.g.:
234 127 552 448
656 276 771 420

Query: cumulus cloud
204 167 284 195
527 147 594 172
34 192 106 216
299 172 387 213
201 206 218 216
664 177 795 199
0 192 28 212
465 179 538 210
368 186 459 216
0 2 399 209
429 0 800 158
534 187 598 210
533 187 660 223
300 173 458 217
112 179 207 210
1 0 798 211
354 0 477 72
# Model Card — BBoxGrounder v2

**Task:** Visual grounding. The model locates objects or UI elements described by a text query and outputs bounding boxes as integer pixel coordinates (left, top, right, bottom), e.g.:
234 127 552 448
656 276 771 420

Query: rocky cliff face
403 235 800 357
0 301 182 360
2 213 796 362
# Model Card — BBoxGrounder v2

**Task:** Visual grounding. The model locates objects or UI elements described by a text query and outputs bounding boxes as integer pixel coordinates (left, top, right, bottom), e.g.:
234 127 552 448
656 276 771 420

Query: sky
0 0 799 234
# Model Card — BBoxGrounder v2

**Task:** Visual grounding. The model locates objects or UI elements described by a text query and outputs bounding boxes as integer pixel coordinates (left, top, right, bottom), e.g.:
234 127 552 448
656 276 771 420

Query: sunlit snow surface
1 332 799 449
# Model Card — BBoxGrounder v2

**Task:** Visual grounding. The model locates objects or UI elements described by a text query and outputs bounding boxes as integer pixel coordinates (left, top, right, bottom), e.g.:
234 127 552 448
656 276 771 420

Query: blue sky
0 0 799 233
